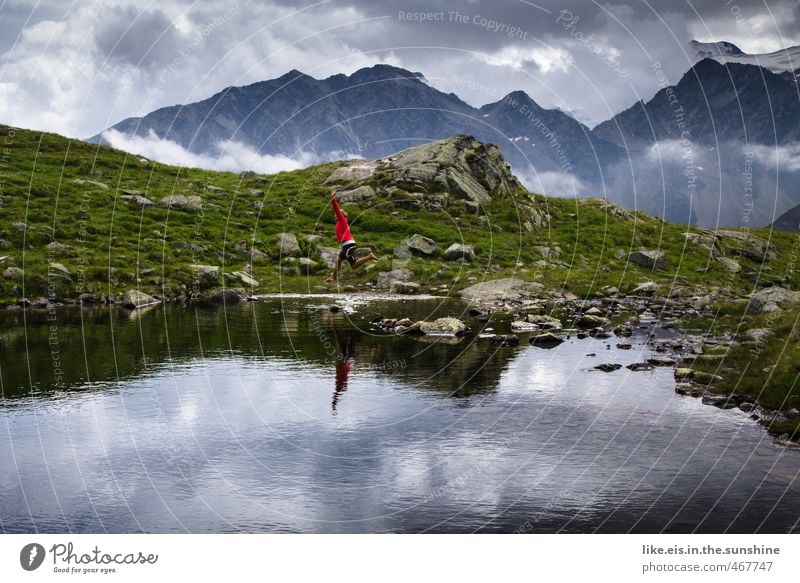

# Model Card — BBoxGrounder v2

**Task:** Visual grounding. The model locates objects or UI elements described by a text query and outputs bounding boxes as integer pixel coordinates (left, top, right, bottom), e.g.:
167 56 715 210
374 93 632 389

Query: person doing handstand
325 189 379 282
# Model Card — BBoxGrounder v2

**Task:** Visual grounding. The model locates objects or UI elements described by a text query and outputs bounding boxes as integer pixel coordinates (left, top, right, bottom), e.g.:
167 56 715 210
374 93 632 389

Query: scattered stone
632 281 661 296
12 221 33 232
747 287 800 314
616 343 632 350
739 402 756 412
298 257 317 274
627 249 665 270
190 264 220 284
390 281 420 295
595 363 622 372
627 362 655 372
492 334 520 347
529 333 564 348
275 232 301 256
232 271 259 286
45 241 70 251
443 243 476 261
614 324 633 337
405 234 439 256
250 248 269 263
702 395 738 409
576 314 611 329
3 266 22 279
49 262 70 275
121 194 155 207
418 317 469 336
317 247 339 268
159 194 202 212
647 357 677 367
745 328 772 343
206 287 249 303
122 289 159 309
376 268 413 288
459 278 543 302
338 185 376 203
716 257 741 273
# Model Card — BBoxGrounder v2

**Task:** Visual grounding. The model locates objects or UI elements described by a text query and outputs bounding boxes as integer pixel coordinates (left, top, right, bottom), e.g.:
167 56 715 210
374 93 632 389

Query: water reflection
0 298 798 533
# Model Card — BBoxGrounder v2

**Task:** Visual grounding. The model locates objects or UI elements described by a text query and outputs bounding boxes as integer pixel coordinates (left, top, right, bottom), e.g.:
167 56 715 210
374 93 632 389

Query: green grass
1 122 798 305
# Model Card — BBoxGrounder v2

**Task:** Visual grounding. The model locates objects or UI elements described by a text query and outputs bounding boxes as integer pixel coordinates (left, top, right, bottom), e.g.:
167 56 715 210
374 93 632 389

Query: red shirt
332 197 354 244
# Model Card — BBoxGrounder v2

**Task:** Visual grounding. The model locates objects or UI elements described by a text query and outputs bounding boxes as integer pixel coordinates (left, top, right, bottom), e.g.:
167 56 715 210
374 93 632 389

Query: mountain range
92 41 800 229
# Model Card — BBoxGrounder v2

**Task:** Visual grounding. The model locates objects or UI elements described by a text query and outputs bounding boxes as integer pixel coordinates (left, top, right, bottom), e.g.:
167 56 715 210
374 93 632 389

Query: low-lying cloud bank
102 129 337 174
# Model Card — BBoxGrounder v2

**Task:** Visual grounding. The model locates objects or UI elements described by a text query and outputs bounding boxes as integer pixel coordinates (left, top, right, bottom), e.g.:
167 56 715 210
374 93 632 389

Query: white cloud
749 143 800 172
516 169 591 197
102 129 329 174
476 45 571 73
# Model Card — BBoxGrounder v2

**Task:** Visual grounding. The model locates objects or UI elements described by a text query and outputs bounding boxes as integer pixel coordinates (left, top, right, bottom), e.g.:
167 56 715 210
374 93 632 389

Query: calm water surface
1 297 798 533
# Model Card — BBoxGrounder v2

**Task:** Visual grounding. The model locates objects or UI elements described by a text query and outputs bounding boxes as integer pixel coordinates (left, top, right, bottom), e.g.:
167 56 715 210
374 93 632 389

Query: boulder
158 194 202 212
249 248 269 263
716 230 777 262
747 287 800 313
190 264 220 284
298 257 318 274
632 281 661 296
390 281 421 295
376 268 413 289
122 289 159 309
492 334 520 347
406 234 439 256
3 266 23 279
418 317 469 336
231 271 259 286
324 160 379 184
45 241 71 251
317 246 339 268
716 257 741 273
276 233 301 256
529 333 564 348
338 185 376 203
627 249 665 270
121 194 155 208
206 287 249 303
459 278 543 302
49 262 70 275
576 314 611 329
443 243 476 261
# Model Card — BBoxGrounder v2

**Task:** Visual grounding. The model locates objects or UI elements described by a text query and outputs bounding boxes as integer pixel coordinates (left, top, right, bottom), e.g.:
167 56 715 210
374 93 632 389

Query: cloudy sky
1 0 798 140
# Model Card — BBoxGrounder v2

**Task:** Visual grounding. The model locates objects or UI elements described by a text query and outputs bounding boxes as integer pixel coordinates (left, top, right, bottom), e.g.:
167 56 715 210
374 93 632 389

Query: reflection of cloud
102 129 347 174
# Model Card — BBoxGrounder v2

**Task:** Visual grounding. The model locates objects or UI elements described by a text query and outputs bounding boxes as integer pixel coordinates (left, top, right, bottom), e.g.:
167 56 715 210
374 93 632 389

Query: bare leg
351 252 379 271
325 257 344 282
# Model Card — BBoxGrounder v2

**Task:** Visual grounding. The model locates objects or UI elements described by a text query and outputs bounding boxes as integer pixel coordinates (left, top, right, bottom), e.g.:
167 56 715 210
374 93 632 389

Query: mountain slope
3 123 795 305
92 65 618 190
592 58 800 147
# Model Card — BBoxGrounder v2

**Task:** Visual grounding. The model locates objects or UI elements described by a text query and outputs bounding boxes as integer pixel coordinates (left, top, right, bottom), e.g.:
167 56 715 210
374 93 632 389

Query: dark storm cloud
94 6 182 68
0 0 797 138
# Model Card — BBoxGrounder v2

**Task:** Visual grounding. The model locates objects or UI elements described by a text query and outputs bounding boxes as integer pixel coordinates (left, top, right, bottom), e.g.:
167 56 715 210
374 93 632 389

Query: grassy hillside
2 124 800 438
1 123 797 304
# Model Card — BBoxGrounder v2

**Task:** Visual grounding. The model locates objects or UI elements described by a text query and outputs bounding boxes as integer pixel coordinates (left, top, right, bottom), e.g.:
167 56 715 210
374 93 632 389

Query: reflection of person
325 189 379 282
329 314 356 414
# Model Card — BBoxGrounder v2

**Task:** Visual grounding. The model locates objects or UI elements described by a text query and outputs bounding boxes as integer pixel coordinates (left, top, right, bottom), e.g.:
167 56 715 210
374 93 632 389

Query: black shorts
338 242 357 267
